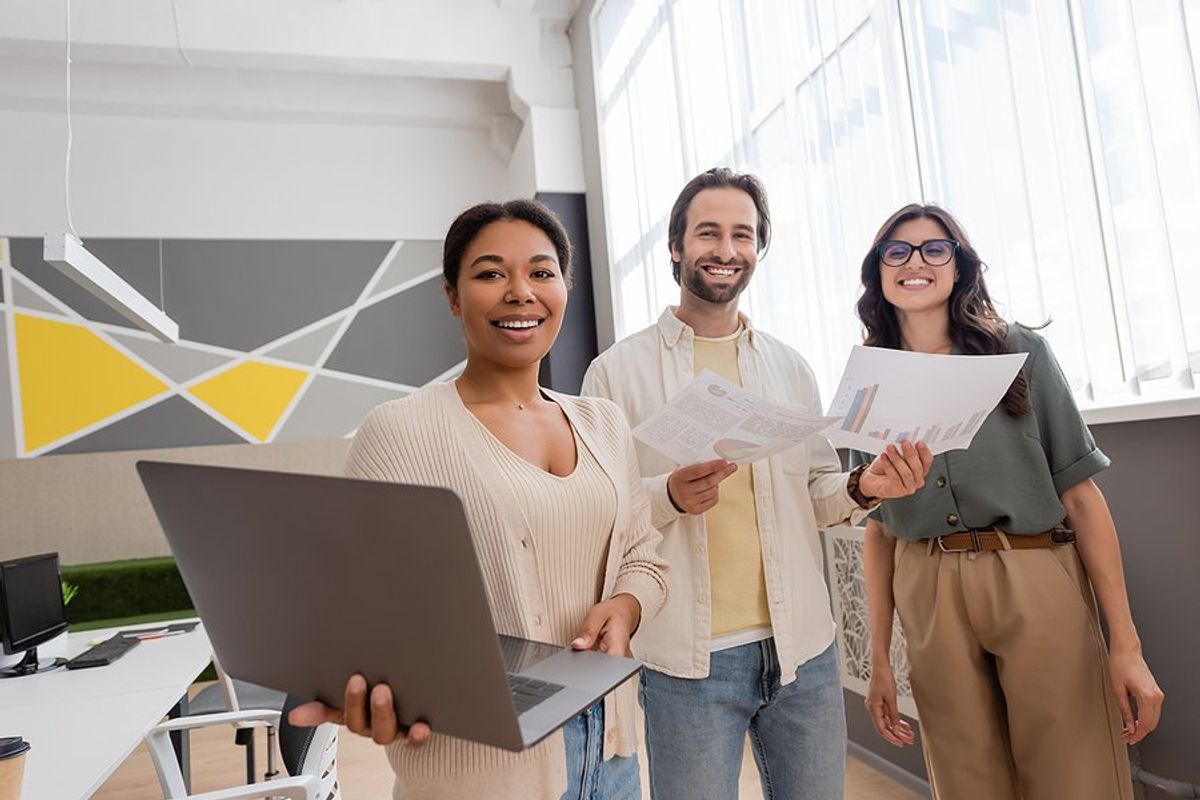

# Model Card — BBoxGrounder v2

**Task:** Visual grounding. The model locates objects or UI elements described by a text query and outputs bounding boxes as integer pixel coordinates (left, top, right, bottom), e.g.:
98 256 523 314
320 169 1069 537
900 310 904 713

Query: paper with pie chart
824 345 1028 456
632 370 840 465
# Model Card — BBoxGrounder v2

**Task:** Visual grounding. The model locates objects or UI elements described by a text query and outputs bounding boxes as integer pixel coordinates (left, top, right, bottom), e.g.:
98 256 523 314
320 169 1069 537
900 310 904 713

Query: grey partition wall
536 192 600 395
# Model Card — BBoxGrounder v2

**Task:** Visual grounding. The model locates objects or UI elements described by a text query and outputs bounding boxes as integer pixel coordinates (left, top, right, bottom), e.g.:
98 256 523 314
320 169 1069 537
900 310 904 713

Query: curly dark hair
442 199 573 289
856 203 1031 417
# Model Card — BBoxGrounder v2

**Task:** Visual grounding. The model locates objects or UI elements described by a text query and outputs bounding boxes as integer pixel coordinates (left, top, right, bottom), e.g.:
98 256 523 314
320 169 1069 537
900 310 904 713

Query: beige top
692 330 771 640
583 308 869 684
344 381 668 800
477 423 615 646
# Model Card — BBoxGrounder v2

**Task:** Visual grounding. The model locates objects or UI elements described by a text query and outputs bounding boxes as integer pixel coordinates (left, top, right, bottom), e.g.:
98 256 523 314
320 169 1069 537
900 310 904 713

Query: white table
0 621 213 800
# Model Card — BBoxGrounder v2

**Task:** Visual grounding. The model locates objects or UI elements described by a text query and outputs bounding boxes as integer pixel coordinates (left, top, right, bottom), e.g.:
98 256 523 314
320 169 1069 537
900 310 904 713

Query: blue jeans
640 640 845 800
560 701 641 800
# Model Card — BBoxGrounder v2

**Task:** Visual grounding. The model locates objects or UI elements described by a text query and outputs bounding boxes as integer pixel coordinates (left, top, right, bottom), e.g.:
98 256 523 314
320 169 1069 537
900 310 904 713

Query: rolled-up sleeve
1028 337 1110 494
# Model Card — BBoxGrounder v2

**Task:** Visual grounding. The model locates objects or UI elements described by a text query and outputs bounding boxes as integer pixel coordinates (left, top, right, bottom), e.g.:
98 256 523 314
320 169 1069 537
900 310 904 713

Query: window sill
1080 392 1200 426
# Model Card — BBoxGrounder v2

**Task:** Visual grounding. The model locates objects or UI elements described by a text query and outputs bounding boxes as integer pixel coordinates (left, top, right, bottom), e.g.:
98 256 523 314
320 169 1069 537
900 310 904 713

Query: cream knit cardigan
344 381 669 799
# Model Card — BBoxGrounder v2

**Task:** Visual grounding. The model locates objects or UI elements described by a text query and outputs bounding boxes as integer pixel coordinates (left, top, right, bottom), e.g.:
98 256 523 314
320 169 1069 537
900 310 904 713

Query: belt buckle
937 529 983 553
937 534 969 553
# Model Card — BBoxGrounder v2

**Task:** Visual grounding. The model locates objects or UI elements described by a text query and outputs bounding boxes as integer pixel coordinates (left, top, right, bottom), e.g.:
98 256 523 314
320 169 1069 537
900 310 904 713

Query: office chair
184 658 288 784
144 694 340 800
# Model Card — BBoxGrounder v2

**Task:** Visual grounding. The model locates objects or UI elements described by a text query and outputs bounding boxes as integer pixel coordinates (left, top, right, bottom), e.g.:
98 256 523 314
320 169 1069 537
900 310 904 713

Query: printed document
632 370 839 465
825 346 1028 456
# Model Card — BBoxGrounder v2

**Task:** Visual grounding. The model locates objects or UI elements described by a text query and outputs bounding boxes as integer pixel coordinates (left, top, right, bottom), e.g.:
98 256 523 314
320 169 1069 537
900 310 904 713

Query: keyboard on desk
507 673 564 714
65 635 140 669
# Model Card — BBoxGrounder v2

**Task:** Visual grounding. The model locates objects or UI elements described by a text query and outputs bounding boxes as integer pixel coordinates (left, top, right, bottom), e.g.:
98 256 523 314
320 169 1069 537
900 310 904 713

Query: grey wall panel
9 237 163 331
325 275 466 386
110 333 235 384
47 396 245 455
11 280 60 315
0 321 14 458
1090 416 1200 798
372 241 442 297
263 319 343 366
275 375 408 442
160 240 389 350
536 192 599 395
9 238 392 349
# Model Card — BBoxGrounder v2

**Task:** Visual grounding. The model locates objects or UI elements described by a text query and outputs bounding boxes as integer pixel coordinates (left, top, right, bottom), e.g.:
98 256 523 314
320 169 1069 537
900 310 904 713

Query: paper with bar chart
633 370 840 465
825 346 1028 456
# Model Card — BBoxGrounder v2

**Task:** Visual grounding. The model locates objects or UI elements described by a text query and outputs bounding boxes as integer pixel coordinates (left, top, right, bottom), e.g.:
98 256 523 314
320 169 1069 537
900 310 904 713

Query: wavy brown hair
855 203 1031 417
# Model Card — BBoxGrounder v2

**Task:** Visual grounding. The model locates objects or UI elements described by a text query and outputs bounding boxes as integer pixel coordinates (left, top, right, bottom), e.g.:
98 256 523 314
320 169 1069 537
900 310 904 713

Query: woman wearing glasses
853 203 1162 799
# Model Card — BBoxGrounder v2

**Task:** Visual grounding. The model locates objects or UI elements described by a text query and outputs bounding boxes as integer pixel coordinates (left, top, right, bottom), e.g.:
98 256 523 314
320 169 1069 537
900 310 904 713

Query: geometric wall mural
823 526 919 719
0 236 466 458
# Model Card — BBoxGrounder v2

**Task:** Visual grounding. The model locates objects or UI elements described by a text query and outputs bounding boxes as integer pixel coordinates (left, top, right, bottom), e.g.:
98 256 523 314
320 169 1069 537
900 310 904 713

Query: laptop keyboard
507 674 565 714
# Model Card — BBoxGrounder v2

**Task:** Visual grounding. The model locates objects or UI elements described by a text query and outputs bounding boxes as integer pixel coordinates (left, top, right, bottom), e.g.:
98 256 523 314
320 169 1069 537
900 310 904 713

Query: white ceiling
0 0 584 132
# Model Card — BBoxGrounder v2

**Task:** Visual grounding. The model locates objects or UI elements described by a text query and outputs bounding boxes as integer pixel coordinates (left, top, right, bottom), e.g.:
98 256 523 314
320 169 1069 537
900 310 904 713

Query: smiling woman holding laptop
288 199 668 800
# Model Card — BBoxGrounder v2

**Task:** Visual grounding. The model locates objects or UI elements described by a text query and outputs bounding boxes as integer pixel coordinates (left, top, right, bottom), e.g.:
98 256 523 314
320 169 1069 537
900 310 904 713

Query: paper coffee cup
0 736 30 800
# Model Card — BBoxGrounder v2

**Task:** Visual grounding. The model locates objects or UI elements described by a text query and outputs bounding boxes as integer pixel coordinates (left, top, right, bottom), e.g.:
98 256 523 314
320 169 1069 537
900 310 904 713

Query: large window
591 0 1200 413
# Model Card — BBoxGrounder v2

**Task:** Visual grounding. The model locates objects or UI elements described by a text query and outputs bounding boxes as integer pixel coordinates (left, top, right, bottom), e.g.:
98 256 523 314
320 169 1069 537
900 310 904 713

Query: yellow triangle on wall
189 361 308 442
14 314 169 452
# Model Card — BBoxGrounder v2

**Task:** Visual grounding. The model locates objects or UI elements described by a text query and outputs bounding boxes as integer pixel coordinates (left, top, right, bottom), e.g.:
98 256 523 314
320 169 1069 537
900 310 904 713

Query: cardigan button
946 513 959 526
936 477 947 488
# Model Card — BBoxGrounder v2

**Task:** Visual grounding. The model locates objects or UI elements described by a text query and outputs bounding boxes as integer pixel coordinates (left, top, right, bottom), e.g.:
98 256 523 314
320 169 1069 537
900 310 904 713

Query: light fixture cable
171 0 193 67
63 0 79 240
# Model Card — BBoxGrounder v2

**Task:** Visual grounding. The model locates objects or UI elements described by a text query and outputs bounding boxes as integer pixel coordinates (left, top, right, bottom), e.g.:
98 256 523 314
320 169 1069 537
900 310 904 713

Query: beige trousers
892 537 1134 800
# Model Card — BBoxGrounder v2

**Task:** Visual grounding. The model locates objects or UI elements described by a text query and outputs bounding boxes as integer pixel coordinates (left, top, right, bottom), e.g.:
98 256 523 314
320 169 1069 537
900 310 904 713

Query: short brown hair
667 168 771 283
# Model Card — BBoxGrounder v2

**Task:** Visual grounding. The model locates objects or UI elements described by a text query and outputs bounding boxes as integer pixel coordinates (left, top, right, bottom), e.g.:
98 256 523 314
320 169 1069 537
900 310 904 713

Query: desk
0 622 212 800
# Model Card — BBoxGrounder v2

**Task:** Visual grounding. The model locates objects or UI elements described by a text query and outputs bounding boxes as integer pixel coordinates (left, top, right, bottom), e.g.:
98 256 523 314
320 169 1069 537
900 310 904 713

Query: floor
93 683 922 799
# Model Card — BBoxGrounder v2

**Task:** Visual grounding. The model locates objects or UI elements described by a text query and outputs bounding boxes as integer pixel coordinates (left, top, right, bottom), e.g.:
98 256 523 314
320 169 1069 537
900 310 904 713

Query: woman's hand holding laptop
288 674 433 746
571 594 641 657
287 594 641 745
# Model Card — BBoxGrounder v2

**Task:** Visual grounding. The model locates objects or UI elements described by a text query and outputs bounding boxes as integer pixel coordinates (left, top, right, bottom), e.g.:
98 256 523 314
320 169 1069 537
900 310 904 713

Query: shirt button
696 594 707 605
520 538 530 549
533 615 542 626
693 545 704 555
946 513 959 526
936 477 947 488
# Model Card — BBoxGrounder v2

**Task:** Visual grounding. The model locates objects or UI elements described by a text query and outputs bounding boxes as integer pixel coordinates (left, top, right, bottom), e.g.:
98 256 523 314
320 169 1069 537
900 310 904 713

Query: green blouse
850 326 1109 539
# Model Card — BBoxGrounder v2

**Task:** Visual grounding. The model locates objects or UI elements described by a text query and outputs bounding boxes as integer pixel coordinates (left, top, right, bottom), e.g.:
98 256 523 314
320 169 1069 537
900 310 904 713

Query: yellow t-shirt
693 330 771 638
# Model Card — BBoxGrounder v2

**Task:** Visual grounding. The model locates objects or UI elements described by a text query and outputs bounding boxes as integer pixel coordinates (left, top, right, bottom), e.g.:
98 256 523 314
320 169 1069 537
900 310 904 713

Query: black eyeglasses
876 239 959 267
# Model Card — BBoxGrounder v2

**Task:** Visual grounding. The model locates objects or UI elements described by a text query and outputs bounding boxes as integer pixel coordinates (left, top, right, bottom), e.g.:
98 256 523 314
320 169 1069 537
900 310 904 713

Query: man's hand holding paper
632 370 840 468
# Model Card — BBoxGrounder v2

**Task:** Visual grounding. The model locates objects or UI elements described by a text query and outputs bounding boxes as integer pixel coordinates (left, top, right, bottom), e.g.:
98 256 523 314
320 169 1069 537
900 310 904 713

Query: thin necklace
456 378 532 411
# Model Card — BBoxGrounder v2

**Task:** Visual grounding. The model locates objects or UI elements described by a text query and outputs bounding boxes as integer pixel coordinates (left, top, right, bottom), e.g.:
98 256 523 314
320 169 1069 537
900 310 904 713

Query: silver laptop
136 460 642 752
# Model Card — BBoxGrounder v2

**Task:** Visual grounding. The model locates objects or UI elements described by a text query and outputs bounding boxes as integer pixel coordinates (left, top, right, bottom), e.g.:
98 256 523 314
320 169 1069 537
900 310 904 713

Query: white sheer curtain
591 0 1200 407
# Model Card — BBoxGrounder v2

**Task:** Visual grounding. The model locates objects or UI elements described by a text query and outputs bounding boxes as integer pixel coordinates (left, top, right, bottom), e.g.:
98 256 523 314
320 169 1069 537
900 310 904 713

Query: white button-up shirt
583 308 865 683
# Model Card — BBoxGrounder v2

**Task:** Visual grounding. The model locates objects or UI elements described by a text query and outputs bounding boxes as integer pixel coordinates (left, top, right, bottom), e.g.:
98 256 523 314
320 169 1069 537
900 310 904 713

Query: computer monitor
0 552 69 677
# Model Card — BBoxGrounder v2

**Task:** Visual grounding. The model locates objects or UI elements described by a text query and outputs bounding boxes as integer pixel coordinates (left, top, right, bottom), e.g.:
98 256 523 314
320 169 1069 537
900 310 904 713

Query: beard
680 257 754 304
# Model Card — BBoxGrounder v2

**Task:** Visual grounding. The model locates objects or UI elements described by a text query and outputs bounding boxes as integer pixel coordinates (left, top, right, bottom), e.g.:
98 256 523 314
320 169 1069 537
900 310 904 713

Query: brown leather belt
933 527 1075 553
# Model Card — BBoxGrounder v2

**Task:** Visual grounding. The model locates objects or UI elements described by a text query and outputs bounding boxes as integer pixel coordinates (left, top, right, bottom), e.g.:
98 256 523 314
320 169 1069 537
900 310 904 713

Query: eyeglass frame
876 238 960 268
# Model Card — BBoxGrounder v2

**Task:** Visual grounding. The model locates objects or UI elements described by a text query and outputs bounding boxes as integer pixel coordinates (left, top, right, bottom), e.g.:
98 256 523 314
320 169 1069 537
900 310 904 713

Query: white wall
0 0 586 241
0 107 511 240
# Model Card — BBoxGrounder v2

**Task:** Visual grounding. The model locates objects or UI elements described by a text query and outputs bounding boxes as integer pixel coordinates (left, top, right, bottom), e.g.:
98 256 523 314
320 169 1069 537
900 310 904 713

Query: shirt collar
656 306 759 351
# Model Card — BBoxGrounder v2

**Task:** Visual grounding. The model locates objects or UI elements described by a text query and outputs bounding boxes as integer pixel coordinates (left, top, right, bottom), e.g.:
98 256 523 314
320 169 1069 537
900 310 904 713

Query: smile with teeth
898 277 933 287
493 319 543 329
703 265 739 277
